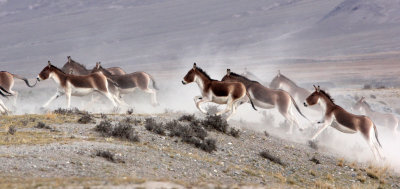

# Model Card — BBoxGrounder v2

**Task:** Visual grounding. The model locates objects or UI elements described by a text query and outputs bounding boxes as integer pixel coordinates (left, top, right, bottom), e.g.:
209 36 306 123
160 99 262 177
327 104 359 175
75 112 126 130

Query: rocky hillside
0 110 398 188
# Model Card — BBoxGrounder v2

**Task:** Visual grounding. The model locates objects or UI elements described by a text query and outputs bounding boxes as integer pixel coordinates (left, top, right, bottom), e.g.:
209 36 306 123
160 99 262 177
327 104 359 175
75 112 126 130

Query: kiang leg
43 90 64 108
0 99 9 113
195 97 210 114
311 116 332 141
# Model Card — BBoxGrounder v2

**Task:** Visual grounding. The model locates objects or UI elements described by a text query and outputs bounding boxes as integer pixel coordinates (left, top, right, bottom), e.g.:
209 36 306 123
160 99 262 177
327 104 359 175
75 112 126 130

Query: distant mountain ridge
320 0 400 25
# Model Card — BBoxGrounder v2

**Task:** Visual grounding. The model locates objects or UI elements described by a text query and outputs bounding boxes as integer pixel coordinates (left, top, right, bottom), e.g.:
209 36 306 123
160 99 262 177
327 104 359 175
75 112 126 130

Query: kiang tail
12 74 37 87
289 95 310 122
246 92 257 111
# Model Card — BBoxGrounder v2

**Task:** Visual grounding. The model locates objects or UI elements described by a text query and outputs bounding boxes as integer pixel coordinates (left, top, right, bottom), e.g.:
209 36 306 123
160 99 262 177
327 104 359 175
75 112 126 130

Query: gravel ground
0 112 399 188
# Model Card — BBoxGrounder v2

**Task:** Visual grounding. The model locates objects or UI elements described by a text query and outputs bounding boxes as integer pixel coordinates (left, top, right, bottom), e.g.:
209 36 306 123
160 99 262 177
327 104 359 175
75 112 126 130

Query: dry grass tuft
337 158 344 167
314 180 334 189
273 172 286 183
365 165 388 181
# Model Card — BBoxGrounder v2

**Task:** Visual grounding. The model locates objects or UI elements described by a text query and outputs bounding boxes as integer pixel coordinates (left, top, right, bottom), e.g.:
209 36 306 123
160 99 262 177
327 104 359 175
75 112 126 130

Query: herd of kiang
0 60 397 161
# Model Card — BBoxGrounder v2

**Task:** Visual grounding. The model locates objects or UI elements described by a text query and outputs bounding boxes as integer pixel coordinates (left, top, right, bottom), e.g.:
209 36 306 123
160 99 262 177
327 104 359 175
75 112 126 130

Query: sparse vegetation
202 114 228 133
145 118 166 136
8 125 16 135
53 108 88 115
229 127 240 138
77 113 94 124
95 120 113 136
337 158 344 167
260 150 286 166
178 114 197 123
145 117 217 153
95 150 125 163
35 122 58 132
95 120 139 142
112 123 140 142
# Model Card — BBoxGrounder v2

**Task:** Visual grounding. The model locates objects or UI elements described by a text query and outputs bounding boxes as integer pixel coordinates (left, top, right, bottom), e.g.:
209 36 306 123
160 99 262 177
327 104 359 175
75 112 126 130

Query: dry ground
0 110 399 189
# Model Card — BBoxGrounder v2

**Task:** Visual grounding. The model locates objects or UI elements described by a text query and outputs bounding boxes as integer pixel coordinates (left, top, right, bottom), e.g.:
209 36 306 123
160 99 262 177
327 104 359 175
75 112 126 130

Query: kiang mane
230 72 259 84
98 65 113 76
275 73 297 86
319 89 335 103
69 59 87 69
51 65 67 74
196 67 214 81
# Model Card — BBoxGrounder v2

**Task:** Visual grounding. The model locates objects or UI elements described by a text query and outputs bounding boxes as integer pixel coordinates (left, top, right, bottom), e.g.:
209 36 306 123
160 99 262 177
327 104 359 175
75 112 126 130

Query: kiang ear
360 96 365 102
96 62 100 69
193 62 197 70
277 70 281 77
67 56 71 63
317 85 321 92
227 69 231 76
313 85 317 91
48 61 51 68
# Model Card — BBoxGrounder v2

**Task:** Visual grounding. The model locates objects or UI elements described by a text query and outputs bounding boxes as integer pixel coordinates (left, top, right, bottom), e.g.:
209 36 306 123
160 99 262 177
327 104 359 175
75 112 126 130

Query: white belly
71 87 95 96
253 99 274 109
331 120 357 134
212 96 229 104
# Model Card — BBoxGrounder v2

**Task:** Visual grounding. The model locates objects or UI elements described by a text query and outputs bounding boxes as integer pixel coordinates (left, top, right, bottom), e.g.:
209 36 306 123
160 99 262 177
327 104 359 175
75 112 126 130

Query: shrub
53 108 88 115
112 123 140 142
94 120 139 142
260 150 286 166
96 150 125 163
178 114 196 122
77 114 94 124
149 119 216 153
35 122 58 132
202 115 228 133
145 118 165 136
229 128 240 138
8 126 16 135
95 120 113 136
199 138 217 153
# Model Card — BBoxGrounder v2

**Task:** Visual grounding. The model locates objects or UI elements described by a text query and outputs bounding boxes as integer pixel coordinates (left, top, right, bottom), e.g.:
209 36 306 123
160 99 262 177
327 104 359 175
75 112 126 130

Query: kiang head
221 68 232 82
37 61 54 81
92 62 102 73
304 85 321 107
182 63 198 85
270 70 282 89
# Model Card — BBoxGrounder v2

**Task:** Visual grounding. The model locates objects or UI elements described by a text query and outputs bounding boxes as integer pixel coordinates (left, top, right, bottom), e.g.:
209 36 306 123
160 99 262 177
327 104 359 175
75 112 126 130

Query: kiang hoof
308 140 318 150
